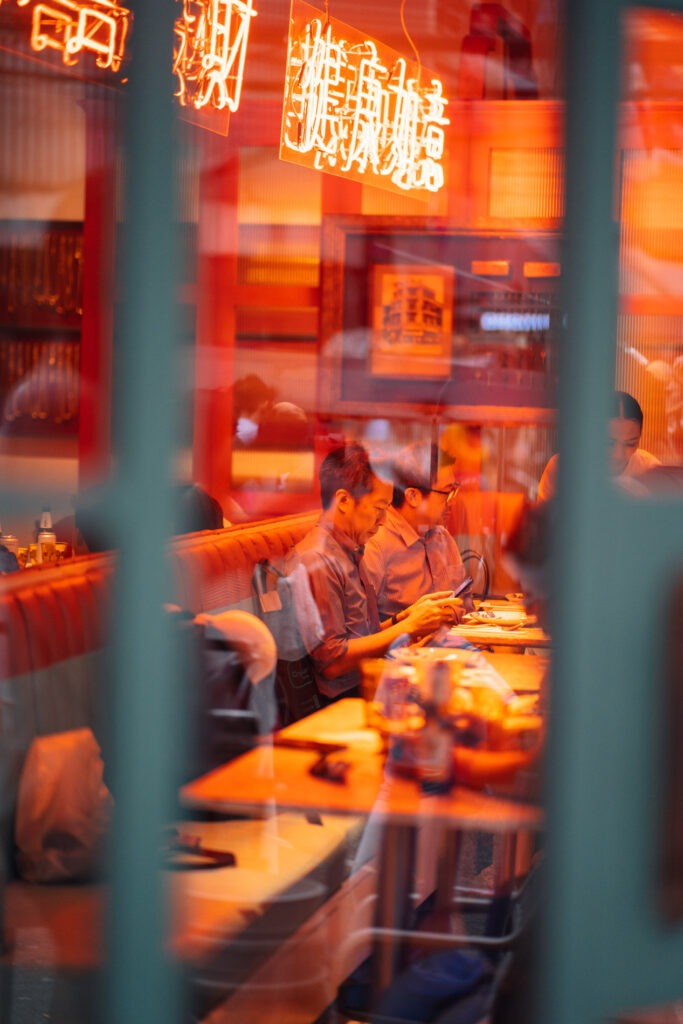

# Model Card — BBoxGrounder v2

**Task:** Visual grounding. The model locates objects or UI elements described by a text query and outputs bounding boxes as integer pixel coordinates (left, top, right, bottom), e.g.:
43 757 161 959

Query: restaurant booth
2 2 683 1023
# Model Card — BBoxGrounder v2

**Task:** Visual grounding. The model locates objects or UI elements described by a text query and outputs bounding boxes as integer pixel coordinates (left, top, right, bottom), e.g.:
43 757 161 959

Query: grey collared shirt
363 505 466 619
289 518 374 697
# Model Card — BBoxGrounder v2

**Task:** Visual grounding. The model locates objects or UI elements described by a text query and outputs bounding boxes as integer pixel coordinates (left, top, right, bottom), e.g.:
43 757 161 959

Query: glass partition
2 2 682 1023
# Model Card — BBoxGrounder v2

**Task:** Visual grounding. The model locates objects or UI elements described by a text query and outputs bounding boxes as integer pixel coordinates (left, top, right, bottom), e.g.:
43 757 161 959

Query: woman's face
608 417 641 476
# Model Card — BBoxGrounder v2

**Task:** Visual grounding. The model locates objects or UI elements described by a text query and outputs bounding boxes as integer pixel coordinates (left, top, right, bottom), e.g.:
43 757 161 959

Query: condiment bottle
36 506 56 565
417 660 455 794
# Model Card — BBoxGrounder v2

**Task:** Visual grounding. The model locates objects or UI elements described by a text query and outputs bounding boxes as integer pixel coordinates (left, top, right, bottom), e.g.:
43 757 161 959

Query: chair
460 549 490 600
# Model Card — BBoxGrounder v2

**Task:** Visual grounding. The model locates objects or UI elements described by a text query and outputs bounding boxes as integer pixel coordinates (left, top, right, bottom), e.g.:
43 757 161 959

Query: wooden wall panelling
466 99 564 231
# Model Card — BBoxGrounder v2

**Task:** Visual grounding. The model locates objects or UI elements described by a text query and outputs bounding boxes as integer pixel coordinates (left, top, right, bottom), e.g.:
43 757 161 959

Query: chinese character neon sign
4 0 131 72
173 0 257 113
1 0 257 124
280 0 449 196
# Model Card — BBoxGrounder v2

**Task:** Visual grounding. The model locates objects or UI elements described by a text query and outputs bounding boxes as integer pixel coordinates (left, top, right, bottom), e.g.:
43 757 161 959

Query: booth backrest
167 512 318 614
0 511 319 876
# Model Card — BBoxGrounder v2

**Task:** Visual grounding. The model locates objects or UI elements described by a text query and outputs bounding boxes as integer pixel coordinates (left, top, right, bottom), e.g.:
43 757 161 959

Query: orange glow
471 259 510 276
523 261 561 278
173 0 256 113
280 0 449 198
23 0 130 72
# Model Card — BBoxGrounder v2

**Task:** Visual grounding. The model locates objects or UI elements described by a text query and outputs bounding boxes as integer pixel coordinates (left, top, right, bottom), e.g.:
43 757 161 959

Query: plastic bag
15 727 113 882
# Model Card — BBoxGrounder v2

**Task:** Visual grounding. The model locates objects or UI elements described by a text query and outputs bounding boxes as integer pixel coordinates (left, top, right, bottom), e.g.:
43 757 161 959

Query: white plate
463 609 531 627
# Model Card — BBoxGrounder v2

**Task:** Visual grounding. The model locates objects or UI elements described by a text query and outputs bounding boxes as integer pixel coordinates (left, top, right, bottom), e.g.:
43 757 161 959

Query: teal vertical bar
104 0 183 1022
541 1 683 1022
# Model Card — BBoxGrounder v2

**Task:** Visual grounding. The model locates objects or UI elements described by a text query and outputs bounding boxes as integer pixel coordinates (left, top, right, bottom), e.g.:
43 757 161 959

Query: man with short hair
363 443 471 622
291 442 455 699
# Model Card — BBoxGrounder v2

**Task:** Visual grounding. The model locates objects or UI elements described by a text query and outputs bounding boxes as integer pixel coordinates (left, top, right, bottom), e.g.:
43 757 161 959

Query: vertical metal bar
541 2 683 1022
104 1 183 1022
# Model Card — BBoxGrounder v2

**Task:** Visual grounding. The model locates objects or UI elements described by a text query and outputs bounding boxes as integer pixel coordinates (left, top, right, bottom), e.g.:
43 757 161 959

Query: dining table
449 602 552 650
180 649 546 1002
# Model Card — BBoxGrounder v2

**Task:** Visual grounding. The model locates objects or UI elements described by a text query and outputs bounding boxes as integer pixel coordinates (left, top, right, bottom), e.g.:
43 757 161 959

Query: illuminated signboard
1 0 257 130
173 0 256 114
280 0 449 197
480 311 551 332
5 0 131 72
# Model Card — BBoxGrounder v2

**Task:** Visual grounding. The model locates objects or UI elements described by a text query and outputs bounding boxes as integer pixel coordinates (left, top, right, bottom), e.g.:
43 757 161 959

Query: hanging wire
400 0 422 85
324 0 330 30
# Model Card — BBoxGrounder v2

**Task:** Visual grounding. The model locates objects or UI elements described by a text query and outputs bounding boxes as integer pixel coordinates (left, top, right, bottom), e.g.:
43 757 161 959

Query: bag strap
253 559 287 614
253 558 285 596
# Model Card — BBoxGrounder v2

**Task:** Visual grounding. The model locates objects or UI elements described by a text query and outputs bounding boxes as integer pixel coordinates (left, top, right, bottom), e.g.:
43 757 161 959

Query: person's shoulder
630 448 662 473
537 453 559 502
364 525 391 568
295 520 343 565
365 516 397 552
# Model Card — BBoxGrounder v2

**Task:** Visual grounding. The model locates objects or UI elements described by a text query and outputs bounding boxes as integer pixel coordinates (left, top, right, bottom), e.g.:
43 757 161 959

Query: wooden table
181 695 543 999
483 651 549 692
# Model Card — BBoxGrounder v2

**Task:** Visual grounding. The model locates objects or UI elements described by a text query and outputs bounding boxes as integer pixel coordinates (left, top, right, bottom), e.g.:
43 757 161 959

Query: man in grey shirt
291 442 456 699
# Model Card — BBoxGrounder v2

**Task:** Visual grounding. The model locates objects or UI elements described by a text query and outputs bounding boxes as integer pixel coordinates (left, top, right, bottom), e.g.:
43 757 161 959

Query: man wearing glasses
364 443 472 624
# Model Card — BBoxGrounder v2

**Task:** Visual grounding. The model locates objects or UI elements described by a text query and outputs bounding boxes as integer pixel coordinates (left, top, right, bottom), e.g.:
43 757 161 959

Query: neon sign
1 0 257 124
6 0 131 72
173 0 257 113
280 0 449 196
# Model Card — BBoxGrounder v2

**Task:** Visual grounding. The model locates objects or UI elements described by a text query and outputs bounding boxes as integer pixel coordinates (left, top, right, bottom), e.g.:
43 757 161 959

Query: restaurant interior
1 0 683 1022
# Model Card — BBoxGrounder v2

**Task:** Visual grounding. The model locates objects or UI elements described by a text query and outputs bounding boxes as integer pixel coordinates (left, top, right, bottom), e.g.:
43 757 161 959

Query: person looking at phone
289 441 457 700
363 442 473 623
537 390 661 502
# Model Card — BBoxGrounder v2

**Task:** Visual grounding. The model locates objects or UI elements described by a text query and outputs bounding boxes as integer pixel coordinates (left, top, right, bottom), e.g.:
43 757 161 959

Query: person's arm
322 594 454 679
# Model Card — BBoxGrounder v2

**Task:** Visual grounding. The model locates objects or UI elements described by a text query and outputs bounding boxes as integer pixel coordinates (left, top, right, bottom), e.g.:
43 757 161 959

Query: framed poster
370 264 454 379
319 215 560 423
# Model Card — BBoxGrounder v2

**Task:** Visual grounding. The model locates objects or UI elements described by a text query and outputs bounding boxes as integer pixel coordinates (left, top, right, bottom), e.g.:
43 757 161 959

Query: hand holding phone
452 575 474 599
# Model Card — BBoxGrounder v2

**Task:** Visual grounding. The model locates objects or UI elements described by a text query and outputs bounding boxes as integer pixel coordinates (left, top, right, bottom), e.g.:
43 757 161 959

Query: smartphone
452 575 474 599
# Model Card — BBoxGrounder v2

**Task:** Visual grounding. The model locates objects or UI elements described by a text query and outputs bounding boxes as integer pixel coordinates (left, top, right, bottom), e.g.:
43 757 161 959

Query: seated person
289 441 456 700
363 442 472 622
74 483 225 553
174 483 224 533
537 390 661 501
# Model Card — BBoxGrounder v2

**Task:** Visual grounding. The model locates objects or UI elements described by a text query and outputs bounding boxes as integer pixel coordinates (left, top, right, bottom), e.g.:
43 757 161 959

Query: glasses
429 483 460 505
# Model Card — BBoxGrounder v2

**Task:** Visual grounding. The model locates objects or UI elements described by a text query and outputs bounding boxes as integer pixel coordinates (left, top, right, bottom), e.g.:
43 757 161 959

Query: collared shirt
537 448 662 502
289 517 377 698
363 505 467 619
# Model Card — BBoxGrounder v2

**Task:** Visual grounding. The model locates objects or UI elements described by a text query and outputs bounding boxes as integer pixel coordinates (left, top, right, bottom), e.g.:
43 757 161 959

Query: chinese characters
281 9 450 196
173 0 257 112
5 0 131 72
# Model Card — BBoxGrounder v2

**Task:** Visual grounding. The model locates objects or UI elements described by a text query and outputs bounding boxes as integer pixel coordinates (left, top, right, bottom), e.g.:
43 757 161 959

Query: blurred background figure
439 423 483 490
537 390 661 501
231 374 277 447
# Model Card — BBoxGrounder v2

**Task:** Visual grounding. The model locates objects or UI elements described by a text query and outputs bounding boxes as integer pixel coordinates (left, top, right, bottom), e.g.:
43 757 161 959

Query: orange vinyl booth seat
0 511 319 877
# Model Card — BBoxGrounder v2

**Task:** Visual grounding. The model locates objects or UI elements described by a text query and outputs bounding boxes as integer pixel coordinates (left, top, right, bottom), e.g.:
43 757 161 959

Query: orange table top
181 697 542 831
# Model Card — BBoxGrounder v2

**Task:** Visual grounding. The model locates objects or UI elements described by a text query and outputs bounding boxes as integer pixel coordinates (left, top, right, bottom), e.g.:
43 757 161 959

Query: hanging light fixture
7 0 131 72
280 0 450 197
1 0 258 131
173 0 257 114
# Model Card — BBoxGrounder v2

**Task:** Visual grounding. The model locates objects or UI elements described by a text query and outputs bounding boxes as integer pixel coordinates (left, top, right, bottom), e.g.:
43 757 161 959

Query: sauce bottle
36 506 56 564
